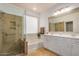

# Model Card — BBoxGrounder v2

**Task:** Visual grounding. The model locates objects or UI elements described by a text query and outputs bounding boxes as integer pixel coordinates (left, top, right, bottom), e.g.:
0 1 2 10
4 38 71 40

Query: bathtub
27 39 43 54
26 34 43 54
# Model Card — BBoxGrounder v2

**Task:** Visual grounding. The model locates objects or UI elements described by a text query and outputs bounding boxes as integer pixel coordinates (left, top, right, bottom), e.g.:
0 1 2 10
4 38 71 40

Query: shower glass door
0 12 23 55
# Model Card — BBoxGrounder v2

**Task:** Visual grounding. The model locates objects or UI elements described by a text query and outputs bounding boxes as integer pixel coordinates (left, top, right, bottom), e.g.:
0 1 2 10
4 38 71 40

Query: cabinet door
46 36 56 51
43 36 61 55
43 35 52 49
72 39 79 56
57 37 72 56
42 35 48 48
43 36 60 54
49 36 59 53
72 44 79 56
43 35 51 49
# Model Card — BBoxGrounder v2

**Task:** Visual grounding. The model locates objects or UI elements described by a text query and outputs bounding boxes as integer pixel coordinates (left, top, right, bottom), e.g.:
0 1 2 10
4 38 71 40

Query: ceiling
11 3 56 13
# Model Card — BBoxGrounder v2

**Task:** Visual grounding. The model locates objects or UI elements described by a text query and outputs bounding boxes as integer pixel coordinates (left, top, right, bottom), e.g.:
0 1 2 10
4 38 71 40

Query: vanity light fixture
53 11 61 16
53 7 74 16
61 7 73 13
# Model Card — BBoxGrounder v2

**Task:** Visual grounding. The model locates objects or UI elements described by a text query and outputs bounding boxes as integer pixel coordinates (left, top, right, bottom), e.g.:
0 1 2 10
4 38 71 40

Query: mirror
48 7 79 33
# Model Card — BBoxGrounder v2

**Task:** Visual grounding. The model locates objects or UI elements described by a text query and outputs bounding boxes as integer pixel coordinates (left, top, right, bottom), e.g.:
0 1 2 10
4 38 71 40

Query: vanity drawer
72 39 79 44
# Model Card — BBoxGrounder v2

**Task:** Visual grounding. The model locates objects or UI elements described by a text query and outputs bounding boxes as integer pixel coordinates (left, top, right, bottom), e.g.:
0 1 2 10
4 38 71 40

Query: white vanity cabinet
57 37 72 56
43 35 72 56
43 35 55 50
42 35 49 49
47 36 60 54
72 39 79 56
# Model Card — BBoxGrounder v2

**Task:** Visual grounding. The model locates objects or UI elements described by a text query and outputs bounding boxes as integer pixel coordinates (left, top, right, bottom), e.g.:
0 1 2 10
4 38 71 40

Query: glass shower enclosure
0 11 24 55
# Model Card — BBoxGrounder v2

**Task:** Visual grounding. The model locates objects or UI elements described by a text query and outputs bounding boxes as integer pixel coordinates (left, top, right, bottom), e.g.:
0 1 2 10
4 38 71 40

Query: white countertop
44 32 79 39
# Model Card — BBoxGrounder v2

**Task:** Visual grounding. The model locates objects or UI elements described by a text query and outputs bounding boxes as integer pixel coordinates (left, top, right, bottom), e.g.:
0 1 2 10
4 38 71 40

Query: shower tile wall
0 12 23 55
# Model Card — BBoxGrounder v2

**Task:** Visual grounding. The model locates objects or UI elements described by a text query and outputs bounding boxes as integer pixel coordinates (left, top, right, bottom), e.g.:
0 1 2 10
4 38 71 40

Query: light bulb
52 7 74 16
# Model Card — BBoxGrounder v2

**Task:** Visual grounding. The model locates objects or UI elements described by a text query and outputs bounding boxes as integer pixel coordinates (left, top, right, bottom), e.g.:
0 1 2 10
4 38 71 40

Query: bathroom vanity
42 32 79 56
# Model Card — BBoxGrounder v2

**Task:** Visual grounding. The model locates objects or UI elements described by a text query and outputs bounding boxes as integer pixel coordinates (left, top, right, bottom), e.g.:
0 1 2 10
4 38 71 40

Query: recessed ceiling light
33 7 37 11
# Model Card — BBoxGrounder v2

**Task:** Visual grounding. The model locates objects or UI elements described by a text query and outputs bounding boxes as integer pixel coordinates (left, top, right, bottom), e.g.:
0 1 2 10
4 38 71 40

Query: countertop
44 32 79 39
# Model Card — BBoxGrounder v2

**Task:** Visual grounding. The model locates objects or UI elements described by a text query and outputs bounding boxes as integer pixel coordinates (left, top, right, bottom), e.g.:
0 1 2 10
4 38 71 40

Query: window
49 23 55 32
55 22 64 32
24 15 38 34
66 21 73 32
49 22 64 32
